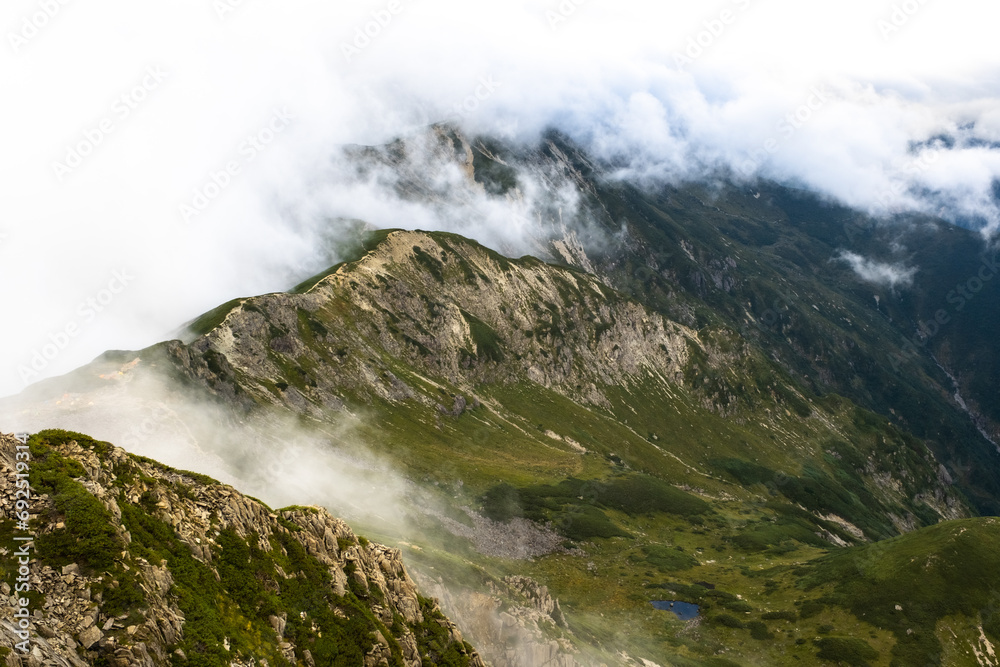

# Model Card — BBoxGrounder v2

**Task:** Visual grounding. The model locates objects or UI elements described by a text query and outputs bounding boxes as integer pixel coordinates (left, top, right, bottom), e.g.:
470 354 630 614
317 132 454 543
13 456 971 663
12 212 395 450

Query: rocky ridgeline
184 229 697 416
0 431 484 667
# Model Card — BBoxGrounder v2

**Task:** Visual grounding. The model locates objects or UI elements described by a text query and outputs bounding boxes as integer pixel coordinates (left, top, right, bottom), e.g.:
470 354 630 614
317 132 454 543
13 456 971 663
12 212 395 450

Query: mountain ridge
0 429 485 667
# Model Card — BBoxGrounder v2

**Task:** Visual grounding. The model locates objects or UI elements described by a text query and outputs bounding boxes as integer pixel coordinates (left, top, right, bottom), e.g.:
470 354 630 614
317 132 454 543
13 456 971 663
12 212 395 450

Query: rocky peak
0 430 484 667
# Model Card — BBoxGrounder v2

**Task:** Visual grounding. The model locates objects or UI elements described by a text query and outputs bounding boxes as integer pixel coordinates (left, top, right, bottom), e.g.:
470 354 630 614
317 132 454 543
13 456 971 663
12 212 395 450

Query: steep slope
327 124 1000 512
483 132 1000 514
0 430 483 667
164 228 965 537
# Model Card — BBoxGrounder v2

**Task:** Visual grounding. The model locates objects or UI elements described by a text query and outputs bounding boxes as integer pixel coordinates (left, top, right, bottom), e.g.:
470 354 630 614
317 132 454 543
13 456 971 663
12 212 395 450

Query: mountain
4 126 1000 666
457 129 1000 515
322 125 1000 512
0 430 484 666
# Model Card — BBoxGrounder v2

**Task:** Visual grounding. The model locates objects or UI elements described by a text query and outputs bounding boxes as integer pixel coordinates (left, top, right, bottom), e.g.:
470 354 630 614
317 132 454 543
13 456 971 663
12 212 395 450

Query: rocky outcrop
412 574 658 667
415 574 585 667
0 431 484 667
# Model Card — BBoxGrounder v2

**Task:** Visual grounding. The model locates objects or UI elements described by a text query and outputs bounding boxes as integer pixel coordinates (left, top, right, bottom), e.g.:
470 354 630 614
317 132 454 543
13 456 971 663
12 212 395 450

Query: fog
0 361 436 535
837 251 917 288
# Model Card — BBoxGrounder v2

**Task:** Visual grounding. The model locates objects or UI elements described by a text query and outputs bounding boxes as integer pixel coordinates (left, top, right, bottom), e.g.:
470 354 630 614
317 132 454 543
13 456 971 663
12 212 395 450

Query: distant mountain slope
0 430 483 667
434 128 1000 514
796 518 1000 666
1 227 977 665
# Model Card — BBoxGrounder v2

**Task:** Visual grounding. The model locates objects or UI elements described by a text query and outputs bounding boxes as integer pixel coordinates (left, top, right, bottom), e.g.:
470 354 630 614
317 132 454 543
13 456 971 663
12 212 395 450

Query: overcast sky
2 0 999 398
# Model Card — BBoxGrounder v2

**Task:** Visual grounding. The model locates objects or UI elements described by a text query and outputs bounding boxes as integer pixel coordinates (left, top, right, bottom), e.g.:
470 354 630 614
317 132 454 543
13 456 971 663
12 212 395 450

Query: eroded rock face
0 432 484 667
179 229 697 415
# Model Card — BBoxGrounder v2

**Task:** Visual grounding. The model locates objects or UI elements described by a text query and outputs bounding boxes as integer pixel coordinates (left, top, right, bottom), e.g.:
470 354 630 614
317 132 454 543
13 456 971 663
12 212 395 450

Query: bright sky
1 0 999 398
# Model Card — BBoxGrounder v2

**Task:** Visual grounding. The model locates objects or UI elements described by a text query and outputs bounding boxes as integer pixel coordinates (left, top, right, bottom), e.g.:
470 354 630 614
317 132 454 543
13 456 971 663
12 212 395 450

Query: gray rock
269 613 286 637
78 625 103 649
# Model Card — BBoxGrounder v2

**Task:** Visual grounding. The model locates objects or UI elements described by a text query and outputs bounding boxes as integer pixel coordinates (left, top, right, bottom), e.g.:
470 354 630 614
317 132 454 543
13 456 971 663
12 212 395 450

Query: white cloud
1 0 1000 397
837 251 918 287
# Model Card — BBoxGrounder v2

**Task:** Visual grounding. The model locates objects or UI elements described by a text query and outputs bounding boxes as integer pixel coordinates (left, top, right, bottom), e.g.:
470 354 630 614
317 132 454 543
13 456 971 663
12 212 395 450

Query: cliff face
0 430 484 667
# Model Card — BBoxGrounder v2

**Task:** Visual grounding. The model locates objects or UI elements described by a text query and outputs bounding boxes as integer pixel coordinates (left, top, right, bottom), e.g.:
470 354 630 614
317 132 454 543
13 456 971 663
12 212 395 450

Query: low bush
641 545 698 572
747 621 774 640
761 611 797 622
711 614 745 629
814 637 879 666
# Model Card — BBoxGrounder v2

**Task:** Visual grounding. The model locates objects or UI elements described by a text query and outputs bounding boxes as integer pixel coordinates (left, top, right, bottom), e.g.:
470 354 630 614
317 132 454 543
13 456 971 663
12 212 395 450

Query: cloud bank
2 0 1000 396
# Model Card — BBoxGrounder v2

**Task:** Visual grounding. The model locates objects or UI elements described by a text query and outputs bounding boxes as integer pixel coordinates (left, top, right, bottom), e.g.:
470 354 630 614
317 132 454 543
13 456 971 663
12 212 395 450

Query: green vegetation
799 519 1000 665
813 637 879 666
472 139 519 195
711 453 918 541
411 245 446 282
761 610 797 621
598 475 710 517
461 309 505 362
414 596 479 666
121 500 290 665
639 545 698 573
480 474 708 542
711 614 745 629
560 505 630 541
747 621 773 640
29 433 120 573
186 298 244 337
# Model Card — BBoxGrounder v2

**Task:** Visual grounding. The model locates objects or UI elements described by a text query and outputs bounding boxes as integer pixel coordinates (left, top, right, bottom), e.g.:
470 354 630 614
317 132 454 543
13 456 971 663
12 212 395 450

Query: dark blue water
651 600 700 620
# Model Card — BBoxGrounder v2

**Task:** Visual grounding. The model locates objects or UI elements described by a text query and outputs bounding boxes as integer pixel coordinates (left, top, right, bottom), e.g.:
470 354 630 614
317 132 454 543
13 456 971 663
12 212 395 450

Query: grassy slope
564 162 1000 515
